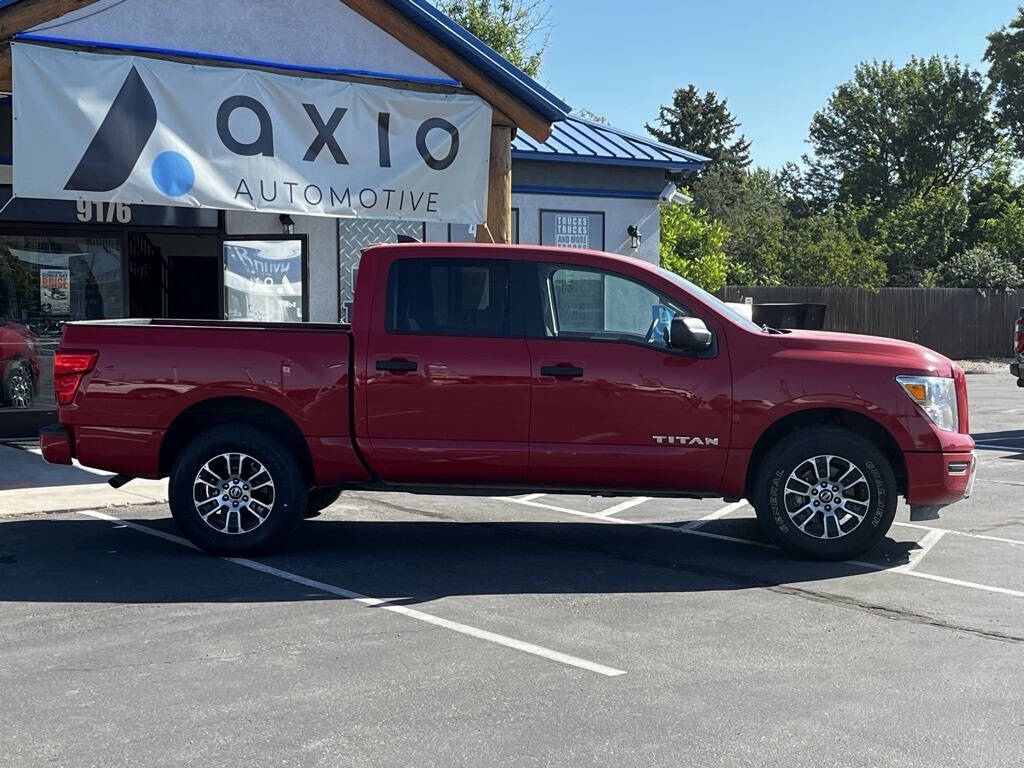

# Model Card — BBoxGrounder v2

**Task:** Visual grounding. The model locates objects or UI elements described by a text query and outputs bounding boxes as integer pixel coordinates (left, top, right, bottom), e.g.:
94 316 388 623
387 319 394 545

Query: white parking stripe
900 529 947 572
975 443 1024 450
893 521 1024 548
79 510 626 678
515 493 547 502
683 500 748 530
597 497 650 517
493 498 1024 599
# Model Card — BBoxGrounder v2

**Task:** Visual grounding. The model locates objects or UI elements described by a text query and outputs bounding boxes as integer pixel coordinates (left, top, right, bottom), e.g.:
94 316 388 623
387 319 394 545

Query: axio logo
65 66 195 197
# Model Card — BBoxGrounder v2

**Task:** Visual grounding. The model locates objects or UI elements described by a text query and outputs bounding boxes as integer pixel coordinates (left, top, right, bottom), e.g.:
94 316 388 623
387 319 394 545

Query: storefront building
0 0 704 436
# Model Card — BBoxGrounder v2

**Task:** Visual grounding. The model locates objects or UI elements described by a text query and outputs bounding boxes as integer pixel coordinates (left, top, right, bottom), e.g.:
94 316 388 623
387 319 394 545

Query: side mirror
668 316 713 354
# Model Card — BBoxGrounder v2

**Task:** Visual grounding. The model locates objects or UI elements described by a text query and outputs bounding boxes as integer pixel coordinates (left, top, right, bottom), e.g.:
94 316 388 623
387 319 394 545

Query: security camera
657 181 693 206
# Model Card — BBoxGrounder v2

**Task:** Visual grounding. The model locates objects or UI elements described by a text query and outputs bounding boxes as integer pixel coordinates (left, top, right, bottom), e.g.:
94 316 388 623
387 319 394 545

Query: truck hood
778 329 953 375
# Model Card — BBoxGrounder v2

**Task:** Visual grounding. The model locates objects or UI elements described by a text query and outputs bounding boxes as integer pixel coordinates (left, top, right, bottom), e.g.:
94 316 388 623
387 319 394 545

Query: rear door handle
376 359 418 372
540 365 584 378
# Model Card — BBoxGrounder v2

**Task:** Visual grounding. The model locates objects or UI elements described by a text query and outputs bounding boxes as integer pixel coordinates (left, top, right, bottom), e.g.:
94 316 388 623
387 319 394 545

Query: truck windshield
655 267 764 333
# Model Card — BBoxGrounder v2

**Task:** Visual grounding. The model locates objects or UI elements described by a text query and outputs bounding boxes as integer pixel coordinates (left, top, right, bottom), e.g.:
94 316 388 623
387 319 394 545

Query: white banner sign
12 43 492 223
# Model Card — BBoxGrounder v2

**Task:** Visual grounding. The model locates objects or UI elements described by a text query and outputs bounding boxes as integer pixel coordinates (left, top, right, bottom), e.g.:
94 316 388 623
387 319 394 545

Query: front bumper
906 449 977 509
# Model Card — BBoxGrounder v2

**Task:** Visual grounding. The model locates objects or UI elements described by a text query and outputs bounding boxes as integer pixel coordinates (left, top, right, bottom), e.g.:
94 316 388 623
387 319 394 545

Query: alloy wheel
192 452 276 535
783 454 871 540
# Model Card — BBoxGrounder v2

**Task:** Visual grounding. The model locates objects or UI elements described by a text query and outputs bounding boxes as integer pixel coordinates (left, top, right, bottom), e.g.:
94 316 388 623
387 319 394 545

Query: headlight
896 375 958 432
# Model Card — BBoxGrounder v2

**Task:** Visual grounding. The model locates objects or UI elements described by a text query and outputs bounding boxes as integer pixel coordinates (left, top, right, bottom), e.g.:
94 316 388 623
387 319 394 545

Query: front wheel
169 425 307 556
753 426 897 561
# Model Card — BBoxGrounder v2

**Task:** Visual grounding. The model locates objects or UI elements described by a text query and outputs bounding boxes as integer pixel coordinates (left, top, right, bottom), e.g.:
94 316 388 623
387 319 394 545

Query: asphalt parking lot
1 373 1022 767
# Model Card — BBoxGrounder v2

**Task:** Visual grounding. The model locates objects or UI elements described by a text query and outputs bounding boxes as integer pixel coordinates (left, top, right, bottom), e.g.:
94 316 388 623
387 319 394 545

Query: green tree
659 203 730 292
980 200 1024 267
646 86 751 171
436 0 550 77
985 7 1024 155
780 211 887 289
923 245 1022 293
962 155 1023 250
873 187 969 285
805 57 999 214
691 167 785 285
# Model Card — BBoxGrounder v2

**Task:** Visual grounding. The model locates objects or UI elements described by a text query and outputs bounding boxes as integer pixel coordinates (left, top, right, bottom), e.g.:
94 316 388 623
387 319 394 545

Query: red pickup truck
40 243 976 560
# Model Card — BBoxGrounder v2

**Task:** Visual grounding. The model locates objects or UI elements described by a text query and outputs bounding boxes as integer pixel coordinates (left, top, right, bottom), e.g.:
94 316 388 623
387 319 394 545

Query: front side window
537 265 687 348
387 258 513 337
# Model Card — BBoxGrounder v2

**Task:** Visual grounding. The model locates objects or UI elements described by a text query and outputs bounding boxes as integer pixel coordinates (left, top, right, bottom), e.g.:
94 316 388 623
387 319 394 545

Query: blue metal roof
381 0 570 123
512 115 709 171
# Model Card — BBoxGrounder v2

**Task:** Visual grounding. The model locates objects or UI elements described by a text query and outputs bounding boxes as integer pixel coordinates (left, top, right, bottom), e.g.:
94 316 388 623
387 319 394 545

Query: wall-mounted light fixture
279 213 295 235
627 224 642 249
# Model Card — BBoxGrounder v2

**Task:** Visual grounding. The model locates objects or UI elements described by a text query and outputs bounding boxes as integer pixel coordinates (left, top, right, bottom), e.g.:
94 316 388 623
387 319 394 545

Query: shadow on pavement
0 515 918 605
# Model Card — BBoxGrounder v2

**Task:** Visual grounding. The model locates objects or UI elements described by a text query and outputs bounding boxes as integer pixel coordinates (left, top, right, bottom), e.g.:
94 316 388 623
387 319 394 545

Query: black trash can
752 303 805 329
752 302 829 330
802 303 827 330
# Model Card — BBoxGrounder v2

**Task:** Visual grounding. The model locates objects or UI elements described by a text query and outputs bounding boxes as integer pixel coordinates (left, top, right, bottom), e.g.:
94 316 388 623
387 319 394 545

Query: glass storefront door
0 234 124 415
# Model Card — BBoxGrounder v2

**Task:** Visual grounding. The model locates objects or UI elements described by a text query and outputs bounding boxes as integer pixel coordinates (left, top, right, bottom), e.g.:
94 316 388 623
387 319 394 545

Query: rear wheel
169 425 306 555
2 360 34 408
753 426 897 561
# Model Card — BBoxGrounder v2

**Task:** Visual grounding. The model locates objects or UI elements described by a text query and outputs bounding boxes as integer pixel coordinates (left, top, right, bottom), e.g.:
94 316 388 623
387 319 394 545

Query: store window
540 210 604 250
223 239 306 322
0 235 123 413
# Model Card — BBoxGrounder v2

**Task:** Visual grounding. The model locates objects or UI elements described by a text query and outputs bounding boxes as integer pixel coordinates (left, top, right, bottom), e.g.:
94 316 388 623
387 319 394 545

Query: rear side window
386 258 515 337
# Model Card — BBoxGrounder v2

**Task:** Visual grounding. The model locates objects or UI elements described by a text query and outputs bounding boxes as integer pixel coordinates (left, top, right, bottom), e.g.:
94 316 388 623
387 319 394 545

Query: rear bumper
39 425 73 465
905 450 977 507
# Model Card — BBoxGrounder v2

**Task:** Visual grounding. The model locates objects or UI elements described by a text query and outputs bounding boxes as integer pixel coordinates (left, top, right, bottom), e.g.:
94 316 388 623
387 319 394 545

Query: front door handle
540 365 584 378
376 359 418 372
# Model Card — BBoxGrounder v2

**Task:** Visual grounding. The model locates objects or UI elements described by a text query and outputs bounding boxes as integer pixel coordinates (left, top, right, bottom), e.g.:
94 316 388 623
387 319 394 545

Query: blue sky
538 0 1021 170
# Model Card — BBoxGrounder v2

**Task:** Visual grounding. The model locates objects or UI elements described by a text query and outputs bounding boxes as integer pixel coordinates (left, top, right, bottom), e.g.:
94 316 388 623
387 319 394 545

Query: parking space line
900 529 947 572
898 570 1024 598
683 500 749 530
515 493 547 502
492 498 1024 599
79 510 627 678
976 443 1024 451
894 521 1024 548
596 497 650 517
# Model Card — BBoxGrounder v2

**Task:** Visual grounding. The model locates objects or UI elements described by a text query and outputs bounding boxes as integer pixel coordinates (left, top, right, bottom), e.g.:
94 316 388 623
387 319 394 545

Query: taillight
53 350 98 405
1015 317 1024 355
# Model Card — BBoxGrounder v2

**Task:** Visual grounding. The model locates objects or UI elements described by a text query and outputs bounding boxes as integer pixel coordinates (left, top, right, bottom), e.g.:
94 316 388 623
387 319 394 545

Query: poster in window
39 268 70 314
223 240 303 322
540 211 604 250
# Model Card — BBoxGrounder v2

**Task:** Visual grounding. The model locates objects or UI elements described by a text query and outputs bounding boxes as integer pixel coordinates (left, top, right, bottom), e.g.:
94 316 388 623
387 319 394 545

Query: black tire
752 426 897 561
2 360 34 408
304 487 342 518
169 425 307 556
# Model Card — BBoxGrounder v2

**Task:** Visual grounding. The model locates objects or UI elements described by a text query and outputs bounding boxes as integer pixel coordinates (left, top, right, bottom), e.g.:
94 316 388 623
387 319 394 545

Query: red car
1 318 40 408
40 243 976 560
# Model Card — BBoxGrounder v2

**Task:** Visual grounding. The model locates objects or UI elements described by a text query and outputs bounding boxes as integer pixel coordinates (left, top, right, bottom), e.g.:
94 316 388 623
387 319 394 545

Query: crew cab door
526 261 731 492
362 255 530 484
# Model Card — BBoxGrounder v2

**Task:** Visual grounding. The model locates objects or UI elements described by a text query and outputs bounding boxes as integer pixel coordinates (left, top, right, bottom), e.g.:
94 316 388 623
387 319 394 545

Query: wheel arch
159 396 314 483
743 408 908 500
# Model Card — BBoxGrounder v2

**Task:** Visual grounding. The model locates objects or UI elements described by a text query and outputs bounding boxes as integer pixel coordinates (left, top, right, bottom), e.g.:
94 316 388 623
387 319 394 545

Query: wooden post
477 124 512 244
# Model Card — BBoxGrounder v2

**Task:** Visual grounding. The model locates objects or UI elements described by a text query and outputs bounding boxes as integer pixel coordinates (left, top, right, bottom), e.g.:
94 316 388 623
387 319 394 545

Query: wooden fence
717 286 1024 359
